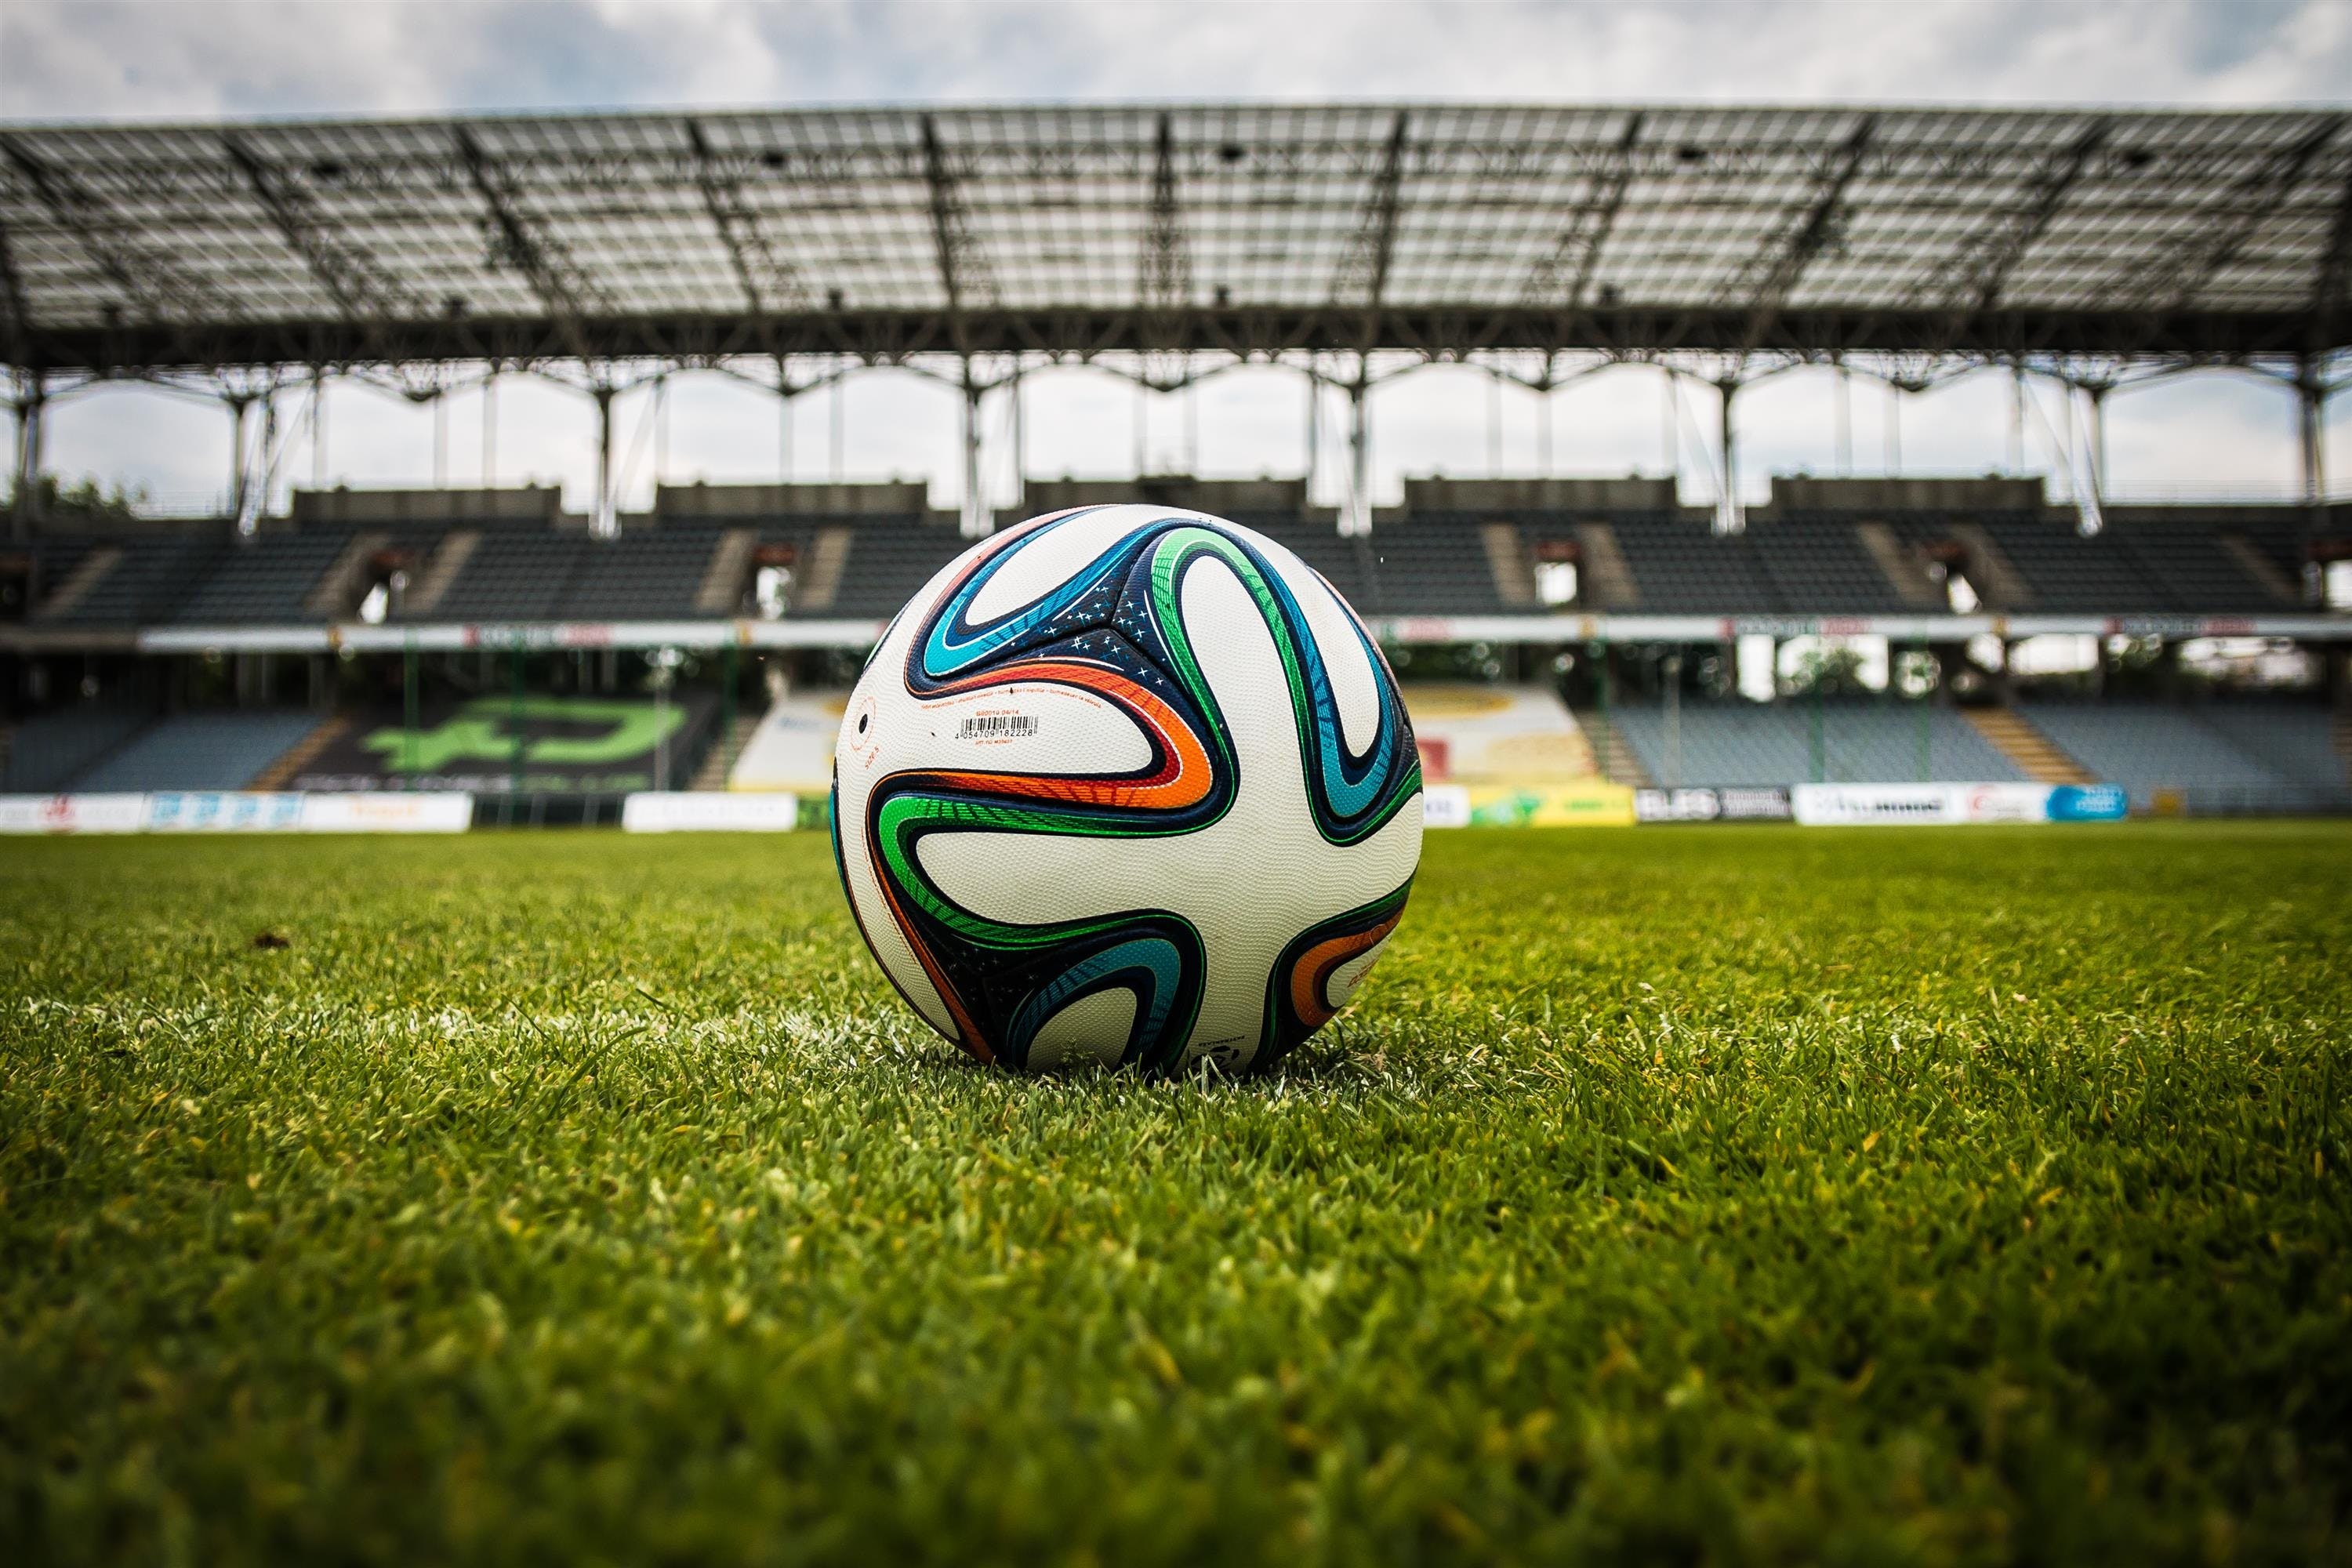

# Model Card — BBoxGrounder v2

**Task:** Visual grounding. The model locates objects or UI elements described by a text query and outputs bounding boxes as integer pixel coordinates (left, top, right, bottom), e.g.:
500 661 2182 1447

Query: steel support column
2088 383 2111 503
2009 365 2027 474
1835 363 1853 476
2297 359 2327 504
960 368 989 538
1345 379 1371 537
482 371 497 487
227 394 253 531
1010 367 1026 517
11 379 43 539
241 391 276 541
311 367 328 490
1304 371 1319 495
591 383 616 539
1715 379 1742 535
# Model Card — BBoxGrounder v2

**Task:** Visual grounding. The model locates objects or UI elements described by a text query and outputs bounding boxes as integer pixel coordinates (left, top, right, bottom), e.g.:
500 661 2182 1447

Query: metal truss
0 103 2346 380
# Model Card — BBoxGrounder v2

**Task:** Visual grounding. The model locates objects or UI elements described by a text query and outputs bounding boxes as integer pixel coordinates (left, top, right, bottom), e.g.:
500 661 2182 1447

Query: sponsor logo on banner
1421 785 1472 829
299 794 474 833
1793 782 2127 825
292 694 713 795
1 793 473 833
1417 783 1636 828
0 793 149 834
147 793 307 832
1960 783 2049 823
621 792 802 833
2047 784 2129 822
1635 786 1795 823
1463 783 1636 827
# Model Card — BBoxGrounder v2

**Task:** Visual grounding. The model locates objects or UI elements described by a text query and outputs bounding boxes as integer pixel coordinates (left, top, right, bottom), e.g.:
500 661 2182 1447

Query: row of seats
1609 700 2028 787
9 509 2340 625
3 695 2341 807
1598 697 2350 808
1 708 325 793
2020 702 2352 808
0 704 150 792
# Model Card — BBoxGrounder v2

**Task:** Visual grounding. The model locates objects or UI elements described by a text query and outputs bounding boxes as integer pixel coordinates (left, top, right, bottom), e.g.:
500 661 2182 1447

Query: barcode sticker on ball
957 713 1039 741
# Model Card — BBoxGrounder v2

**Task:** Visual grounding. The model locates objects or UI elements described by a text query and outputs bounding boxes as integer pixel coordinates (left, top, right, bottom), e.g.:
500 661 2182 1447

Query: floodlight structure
3 102 2349 540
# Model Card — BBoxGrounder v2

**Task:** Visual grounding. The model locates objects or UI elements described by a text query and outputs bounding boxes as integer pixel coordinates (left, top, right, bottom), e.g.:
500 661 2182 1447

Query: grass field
3 823 2349 1565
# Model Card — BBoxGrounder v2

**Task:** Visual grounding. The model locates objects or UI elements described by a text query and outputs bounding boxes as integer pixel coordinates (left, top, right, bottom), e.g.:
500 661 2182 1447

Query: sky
3 0 2349 517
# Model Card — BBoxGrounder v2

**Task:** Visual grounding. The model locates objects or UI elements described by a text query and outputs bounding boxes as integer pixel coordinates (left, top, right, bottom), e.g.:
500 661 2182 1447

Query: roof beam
1138 111 1192 343
222 135 415 328
454 127 603 364
0 212 32 368
1523 113 1644 310
2108 114 2346 317
1334 111 1410 328
1925 120 2109 332
0 133 208 325
919 113 993 348
1734 115 1876 357
685 120 805 327
2313 149 2352 354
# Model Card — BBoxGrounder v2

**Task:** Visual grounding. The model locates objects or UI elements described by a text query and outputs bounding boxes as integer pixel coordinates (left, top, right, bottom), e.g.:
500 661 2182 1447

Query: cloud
4 0 2347 512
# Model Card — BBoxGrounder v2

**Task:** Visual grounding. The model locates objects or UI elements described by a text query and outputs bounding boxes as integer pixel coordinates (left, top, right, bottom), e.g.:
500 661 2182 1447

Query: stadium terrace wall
100 612 2352 656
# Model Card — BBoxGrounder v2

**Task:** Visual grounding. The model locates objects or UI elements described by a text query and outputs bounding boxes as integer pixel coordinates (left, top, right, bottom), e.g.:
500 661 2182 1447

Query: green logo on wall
363 698 688 772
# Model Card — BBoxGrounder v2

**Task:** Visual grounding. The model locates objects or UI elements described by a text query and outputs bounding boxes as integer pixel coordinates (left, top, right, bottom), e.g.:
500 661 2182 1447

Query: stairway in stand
1963 707 2094 785
2334 710 2352 786
1570 708 1654 789
689 711 762 793
250 714 354 790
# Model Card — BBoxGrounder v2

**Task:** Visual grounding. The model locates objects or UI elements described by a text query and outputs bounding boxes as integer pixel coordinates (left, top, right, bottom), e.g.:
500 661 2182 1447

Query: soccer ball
832 505 1423 1075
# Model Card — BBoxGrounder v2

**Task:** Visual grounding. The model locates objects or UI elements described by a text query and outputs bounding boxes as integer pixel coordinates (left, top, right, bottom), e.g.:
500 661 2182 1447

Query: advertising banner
1792 782 2129 825
622 793 803 833
298 794 475 833
1421 783 1636 828
0 793 149 834
1421 785 1472 829
1634 786 1795 823
145 792 307 832
289 694 715 795
0 793 474 833
2046 784 2130 822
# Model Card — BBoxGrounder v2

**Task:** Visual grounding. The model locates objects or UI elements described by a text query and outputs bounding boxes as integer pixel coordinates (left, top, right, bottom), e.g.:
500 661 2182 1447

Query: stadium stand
1618 705 2042 789
2017 702 2350 811
1356 518 1512 615
410 532 588 622
171 529 363 623
0 704 149 792
6 477 2342 627
1610 701 2030 789
66 713 328 793
557 524 728 620
43 535 230 626
2194 703 2352 793
805 517 964 619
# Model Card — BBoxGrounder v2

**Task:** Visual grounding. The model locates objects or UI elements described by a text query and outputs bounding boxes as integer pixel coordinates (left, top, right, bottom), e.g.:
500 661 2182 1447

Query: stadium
4 70 2351 1568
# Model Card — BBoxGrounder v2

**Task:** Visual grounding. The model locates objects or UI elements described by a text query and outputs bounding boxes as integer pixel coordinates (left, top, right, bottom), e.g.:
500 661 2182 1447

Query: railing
2141 785 2352 818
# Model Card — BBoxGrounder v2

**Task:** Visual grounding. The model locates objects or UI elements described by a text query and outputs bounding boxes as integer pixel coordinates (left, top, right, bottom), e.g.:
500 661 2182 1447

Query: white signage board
144 792 309 832
1419 785 1473 829
0 794 151 834
1794 783 2058 826
622 792 802 833
298 793 475 833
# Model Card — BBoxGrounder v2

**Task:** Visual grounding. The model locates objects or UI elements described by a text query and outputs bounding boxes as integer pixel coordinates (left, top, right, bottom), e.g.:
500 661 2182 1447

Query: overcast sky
5 0 2348 517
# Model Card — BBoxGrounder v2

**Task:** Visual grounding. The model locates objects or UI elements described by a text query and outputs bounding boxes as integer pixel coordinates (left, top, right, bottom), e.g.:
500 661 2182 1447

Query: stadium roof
2 102 2350 376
